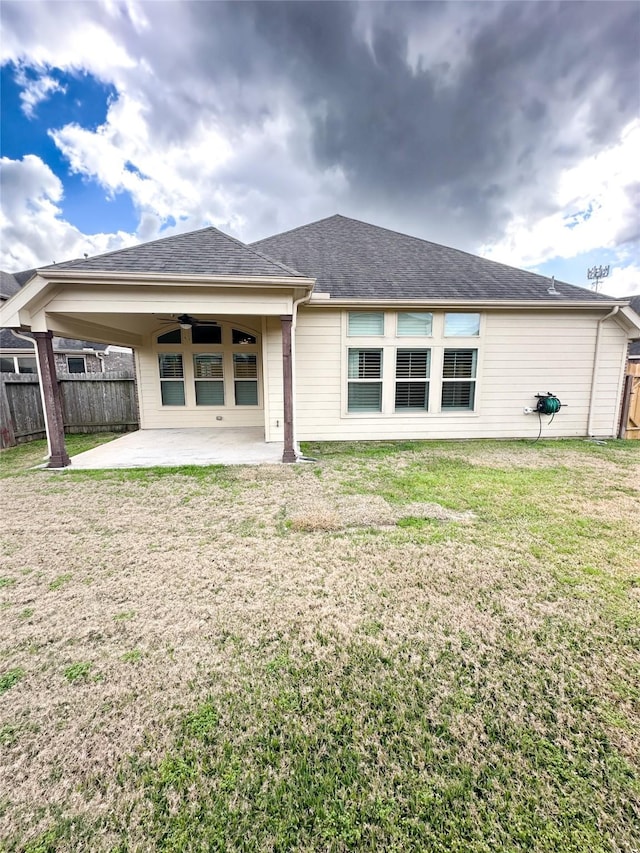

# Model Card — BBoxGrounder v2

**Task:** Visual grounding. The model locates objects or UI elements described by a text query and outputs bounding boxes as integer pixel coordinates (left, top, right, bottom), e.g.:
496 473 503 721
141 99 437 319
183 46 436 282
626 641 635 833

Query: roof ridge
250 214 344 246
216 229 306 277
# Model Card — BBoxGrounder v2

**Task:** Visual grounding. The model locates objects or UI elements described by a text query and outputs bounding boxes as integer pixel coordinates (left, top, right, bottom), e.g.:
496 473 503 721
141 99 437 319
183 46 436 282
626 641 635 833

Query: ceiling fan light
179 322 191 330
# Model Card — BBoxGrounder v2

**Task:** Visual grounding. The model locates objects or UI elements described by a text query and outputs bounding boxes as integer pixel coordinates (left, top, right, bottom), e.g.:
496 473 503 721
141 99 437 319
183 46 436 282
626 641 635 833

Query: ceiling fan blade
155 314 219 327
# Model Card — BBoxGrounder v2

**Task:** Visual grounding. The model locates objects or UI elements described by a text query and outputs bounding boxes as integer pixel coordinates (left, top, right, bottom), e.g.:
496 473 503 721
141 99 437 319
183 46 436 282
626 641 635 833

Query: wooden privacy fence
0 372 138 449
619 361 640 440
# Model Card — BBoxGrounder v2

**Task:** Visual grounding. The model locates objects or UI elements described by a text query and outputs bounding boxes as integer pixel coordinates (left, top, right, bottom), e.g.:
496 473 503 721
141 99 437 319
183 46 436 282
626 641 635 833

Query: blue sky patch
1 63 138 234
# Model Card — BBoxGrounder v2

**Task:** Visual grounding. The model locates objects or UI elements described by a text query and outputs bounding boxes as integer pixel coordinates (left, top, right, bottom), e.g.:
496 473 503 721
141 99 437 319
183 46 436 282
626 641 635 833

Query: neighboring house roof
42 226 306 279
251 214 617 302
0 328 107 352
0 271 21 301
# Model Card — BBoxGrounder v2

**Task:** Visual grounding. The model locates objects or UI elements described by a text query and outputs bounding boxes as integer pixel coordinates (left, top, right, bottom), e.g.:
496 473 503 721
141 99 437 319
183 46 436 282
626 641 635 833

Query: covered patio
0 226 315 468
67 427 284 469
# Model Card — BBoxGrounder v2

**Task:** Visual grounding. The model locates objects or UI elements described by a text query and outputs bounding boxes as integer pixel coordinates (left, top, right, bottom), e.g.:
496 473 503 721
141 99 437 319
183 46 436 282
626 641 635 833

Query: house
626 295 640 363
0 214 639 467
1 270 135 376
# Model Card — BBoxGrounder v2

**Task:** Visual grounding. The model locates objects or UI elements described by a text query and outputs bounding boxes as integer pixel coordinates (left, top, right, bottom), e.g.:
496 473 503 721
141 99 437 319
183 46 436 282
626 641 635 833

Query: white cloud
0 155 135 270
14 67 66 117
480 120 640 268
605 263 640 298
0 0 637 278
0 4 136 84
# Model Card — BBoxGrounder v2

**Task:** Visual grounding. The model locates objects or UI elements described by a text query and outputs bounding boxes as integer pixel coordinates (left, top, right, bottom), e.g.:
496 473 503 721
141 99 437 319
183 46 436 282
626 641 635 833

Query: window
194 354 224 405
157 329 181 344
233 353 258 405
348 312 384 336
67 356 86 373
17 357 37 374
232 329 256 345
0 357 15 372
192 324 222 345
395 349 430 410
444 313 480 336
442 349 477 410
397 312 433 336
158 353 185 405
348 348 383 412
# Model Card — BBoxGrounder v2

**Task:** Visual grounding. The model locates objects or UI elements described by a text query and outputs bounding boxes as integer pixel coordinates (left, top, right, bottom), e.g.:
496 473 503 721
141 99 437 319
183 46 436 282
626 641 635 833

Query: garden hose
532 393 562 443
535 393 562 416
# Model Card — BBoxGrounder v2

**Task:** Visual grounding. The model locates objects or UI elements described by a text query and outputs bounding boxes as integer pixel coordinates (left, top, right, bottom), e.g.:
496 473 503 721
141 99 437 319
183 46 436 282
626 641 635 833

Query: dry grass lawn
0 435 639 852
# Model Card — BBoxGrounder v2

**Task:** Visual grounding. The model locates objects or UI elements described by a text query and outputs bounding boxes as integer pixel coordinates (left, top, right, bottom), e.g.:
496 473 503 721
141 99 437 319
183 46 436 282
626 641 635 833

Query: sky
1 0 639 297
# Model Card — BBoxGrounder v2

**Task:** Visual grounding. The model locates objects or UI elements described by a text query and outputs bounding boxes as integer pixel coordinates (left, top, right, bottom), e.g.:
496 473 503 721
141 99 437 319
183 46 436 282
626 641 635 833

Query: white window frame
66 355 86 373
441 348 478 411
394 348 430 411
341 310 482 417
0 355 39 374
158 352 186 406
193 353 225 406
347 311 385 337
347 348 384 412
154 323 262 409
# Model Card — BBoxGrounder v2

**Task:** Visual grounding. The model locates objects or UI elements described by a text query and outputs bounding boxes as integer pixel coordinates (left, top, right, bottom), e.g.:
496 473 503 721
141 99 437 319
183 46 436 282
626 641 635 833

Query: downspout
11 329 52 456
587 306 619 437
291 290 313 456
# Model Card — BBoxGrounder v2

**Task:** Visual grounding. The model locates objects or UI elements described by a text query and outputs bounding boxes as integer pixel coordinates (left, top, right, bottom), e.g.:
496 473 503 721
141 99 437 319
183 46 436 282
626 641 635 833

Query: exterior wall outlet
523 406 535 414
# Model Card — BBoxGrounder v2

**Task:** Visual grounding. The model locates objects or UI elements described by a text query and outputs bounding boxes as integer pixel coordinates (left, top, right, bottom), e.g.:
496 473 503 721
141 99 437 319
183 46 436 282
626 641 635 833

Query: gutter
37 268 316 289
290 288 314 458
306 297 629 310
587 306 620 437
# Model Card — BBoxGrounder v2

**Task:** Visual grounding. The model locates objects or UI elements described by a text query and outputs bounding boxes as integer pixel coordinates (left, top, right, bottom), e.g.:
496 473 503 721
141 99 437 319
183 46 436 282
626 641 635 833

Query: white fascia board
38 269 316 290
0 274 50 327
618 305 640 337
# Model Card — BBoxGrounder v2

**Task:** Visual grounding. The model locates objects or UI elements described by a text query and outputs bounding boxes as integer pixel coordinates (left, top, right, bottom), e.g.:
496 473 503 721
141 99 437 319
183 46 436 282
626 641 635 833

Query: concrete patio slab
68 428 284 469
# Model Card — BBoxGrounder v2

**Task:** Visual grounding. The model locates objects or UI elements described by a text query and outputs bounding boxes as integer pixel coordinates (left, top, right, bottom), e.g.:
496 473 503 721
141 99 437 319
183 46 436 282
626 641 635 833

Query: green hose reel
535 393 562 415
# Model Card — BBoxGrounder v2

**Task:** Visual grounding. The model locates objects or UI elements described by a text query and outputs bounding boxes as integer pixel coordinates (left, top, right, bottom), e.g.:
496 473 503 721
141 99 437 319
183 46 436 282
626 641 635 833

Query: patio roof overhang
0 270 315 347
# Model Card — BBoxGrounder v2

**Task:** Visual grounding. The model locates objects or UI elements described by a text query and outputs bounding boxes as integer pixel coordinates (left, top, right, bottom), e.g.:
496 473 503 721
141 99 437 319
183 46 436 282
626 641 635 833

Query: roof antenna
84 253 88 259
547 275 559 295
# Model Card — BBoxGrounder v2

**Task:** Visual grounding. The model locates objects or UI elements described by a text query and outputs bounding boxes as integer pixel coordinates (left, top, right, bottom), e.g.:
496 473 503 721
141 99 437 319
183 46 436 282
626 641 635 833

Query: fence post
0 375 16 448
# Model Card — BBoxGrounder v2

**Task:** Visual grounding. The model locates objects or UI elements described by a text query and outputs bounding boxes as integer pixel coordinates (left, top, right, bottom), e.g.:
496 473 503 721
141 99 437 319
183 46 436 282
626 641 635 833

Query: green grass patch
121 649 143 664
48 573 73 591
35 636 640 851
63 662 92 683
0 433 120 478
0 667 25 693
113 610 136 622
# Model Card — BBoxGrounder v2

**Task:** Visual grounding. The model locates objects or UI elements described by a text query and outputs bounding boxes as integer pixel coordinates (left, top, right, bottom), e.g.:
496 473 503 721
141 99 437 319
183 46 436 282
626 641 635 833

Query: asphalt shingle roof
45 227 305 279
251 214 618 302
0 271 21 301
0 328 107 351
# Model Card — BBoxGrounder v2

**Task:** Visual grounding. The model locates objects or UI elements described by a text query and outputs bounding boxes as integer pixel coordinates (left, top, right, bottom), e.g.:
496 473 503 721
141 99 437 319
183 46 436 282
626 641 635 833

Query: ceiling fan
156 314 219 328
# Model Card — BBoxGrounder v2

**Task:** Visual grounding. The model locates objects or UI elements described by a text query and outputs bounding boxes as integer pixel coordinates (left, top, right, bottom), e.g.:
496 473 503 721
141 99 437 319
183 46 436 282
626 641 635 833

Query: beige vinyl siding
295 310 342 437
294 307 629 440
590 320 629 436
45 284 294 318
263 316 284 441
